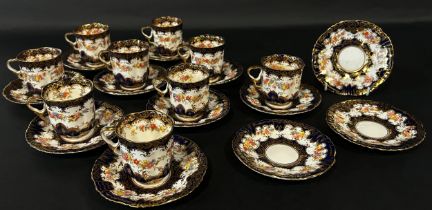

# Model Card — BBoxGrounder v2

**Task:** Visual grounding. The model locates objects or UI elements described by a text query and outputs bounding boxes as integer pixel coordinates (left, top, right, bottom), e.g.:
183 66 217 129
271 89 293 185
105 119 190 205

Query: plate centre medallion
355 120 389 139
337 46 366 73
265 144 299 165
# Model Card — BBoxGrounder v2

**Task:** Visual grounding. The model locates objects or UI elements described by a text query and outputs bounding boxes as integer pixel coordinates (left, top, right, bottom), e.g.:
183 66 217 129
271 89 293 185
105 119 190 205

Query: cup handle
141 26 155 45
64 32 78 50
177 45 191 63
247 65 264 89
7 58 25 79
26 100 48 124
98 50 112 70
100 126 120 155
153 78 169 96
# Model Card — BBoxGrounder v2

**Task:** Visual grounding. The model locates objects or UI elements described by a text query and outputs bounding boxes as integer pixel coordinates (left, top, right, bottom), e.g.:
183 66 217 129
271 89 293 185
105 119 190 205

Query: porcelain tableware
65 22 110 64
312 20 394 96
153 63 210 122
141 16 183 57
247 54 305 110
100 110 175 189
178 34 225 83
26 78 96 143
7 47 64 94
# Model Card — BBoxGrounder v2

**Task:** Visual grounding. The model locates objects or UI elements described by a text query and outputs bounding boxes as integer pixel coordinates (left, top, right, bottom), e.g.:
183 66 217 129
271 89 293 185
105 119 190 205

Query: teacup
7 47 65 94
65 22 111 63
154 63 210 122
141 16 183 56
101 110 174 189
27 78 96 143
178 34 225 83
247 54 305 109
98 39 150 91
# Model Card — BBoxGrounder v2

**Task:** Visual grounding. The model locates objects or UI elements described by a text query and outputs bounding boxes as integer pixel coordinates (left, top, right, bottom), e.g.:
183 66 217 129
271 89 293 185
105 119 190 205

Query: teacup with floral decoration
101 110 174 189
141 16 183 57
65 22 111 63
247 54 305 110
98 39 150 91
154 63 210 122
178 34 225 83
7 47 65 94
27 78 96 143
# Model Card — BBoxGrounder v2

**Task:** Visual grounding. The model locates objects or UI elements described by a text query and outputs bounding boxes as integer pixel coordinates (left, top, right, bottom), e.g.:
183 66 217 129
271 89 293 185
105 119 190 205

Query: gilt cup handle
7 58 25 79
177 45 191 63
152 78 169 96
141 26 155 45
101 126 120 155
64 32 78 50
26 100 48 124
98 50 112 70
247 65 264 89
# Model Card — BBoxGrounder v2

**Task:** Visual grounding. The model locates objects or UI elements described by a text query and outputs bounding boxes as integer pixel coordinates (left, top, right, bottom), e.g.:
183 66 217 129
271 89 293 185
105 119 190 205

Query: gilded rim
311 20 394 96
93 65 167 96
210 60 243 86
91 135 207 208
64 51 106 71
326 99 426 151
240 83 322 116
146 89 230 127
232 119 336 180
2 70 84 105
25 101 124 154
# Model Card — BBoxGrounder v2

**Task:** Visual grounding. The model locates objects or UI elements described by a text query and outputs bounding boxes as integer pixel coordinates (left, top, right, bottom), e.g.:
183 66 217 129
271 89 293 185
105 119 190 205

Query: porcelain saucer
210 61 243 86
3 70 84 105
65 51 106 71
147 90 230 127
25 101 124 154
327 100 426 151
93 65 167 96
240 83 322 115
312 20 394 96
91 135 207 208
149 43 182 62
232 119 336 180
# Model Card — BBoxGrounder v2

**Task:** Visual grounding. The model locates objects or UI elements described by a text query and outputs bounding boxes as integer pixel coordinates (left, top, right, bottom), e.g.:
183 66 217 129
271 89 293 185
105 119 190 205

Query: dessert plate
93 65 167 96
327 100 426 151
25 101 123 154
65 51 106 71
3 70 84 105
312 20 394 95
232 119 336 180
240 83 321 115
91 135 207 208
147 90 230 127
210 61 243 86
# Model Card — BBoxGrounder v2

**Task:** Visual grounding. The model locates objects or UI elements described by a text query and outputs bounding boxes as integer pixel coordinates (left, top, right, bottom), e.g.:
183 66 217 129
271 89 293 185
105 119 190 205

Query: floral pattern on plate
91 135 207 208
93 65 166 95
240 83 321 115
147 90 230 127
232 119 336 180
327 100 426 151
3 71 84 104
210 61 243 86
25 101 123 154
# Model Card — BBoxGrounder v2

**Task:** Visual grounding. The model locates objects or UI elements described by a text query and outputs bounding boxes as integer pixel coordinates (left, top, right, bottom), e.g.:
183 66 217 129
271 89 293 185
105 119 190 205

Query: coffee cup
141 16 183 56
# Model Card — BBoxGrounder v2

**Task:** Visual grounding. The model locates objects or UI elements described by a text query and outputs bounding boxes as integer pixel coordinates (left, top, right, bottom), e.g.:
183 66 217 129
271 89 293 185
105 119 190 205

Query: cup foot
131 171 171 189
174 113 204 122
209 75 221 84
119 83 146 91
264 100 293 110
60 126 96 143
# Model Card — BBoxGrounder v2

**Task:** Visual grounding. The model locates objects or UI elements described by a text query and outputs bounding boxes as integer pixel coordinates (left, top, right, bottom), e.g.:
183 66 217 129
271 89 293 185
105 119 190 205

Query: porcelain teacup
98 39 150 91
65 22 111 63
7 47 65 94
141 16 183 56
101 110 174 189
153 63 210 122
178 34 225 83
247 54 305 109
27 78 96 143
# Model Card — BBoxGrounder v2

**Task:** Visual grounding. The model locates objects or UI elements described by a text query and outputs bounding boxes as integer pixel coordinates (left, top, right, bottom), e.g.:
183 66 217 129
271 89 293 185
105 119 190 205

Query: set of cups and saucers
2 18 426 208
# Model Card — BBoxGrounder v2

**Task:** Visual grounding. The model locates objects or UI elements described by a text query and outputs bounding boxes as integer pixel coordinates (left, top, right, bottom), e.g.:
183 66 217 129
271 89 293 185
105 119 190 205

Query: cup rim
41 78 94 103
107 39 150 55
189 34 225 49
15 47 62 63
167 63 211 84
73 22 110 35
115 110 174 144
152 16 183 28
261 54 305 71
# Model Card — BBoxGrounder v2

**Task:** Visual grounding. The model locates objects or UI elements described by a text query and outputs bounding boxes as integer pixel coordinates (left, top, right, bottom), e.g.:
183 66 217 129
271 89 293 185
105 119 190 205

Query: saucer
327 100 426 151
91 135 207 208
147 90 230 127
149 43 182 62
93 65 167 96
232 119 336 180
3 70 84 105
65 51 106 71
210 60 243 86
25 101 124 154
240 83 322 115
312 20 394 96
